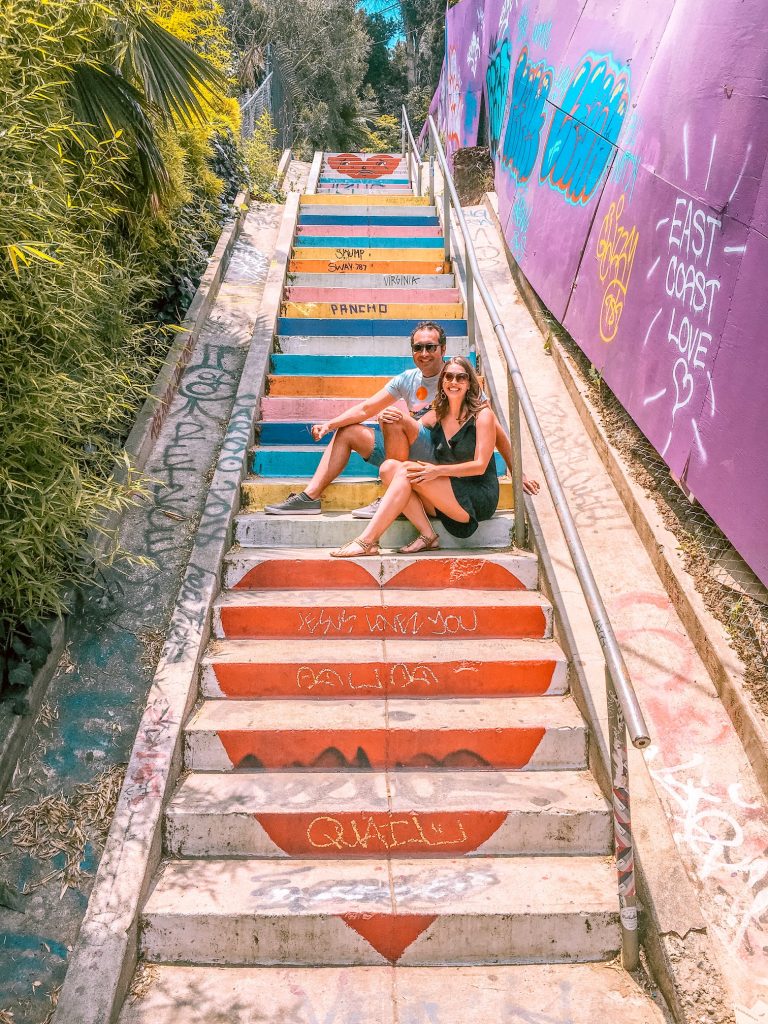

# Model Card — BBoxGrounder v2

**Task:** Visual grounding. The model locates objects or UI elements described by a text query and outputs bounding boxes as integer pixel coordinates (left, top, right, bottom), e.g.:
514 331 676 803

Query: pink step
298 224 442 238
260 397 409 420
283 287 461 304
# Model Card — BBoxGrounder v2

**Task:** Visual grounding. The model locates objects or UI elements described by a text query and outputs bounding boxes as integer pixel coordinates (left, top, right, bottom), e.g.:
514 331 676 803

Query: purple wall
434 0 768 587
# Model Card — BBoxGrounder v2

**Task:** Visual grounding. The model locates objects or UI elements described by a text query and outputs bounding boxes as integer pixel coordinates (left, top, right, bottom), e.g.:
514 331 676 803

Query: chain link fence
239 46 293 149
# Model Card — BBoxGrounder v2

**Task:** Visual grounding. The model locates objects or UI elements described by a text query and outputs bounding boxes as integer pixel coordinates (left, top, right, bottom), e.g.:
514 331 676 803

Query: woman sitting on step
331 356 499 557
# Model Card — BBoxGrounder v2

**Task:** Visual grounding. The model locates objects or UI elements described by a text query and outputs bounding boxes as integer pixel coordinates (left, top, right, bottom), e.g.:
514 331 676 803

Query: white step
119 963 667 1024
233 511 515 550
140 856 620 965
278 334 471 355
223 545 539 590
165 769 611 857
183 695 588 772
287 272 456 288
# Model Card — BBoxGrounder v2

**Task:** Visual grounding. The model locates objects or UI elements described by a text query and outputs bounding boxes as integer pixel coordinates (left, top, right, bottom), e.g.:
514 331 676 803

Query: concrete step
212 588 553 641
277 317 467 336
274 334 469 355
281 300 464 320
140 855 618 965
250 445 505 477
296 223 443 237
265 375 389 398
165 769 610 857
270 354 468 376
222 546 539 591
317 177 411 185
291 247 445 263
287 272 454 288
283 286 460 303
183 695 587 772
301 195 434 207
117 963 667 1024
298 213 439 226
294 235 444 249
289 258 451 274
202 636 565 698
300 195 433 207
315 185 414 194
241 476 514 510
233 510 515 549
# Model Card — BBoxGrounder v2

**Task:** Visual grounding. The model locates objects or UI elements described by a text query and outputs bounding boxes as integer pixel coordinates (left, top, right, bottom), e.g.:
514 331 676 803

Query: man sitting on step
264 321 539 517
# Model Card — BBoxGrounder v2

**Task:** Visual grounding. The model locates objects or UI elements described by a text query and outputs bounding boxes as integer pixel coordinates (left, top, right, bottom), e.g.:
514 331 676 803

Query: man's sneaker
264 492 321 515
351 497 381 519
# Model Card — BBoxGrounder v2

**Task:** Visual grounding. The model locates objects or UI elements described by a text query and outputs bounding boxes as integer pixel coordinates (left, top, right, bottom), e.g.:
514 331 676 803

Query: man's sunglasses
443 371 469 383
411 343 440 353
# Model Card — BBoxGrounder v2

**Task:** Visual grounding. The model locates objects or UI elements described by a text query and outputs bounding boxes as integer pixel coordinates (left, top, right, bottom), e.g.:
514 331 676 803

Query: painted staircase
120 154 664 1022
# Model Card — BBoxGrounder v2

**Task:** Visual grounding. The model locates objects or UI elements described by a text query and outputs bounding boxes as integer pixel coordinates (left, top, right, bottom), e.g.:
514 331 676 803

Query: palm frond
66 62 169 200
117 12 228 127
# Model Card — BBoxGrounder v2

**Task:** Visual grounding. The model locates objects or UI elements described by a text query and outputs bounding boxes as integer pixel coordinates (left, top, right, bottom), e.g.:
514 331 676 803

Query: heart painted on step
327 154 401 179
672 357 694 417
341 913 437 961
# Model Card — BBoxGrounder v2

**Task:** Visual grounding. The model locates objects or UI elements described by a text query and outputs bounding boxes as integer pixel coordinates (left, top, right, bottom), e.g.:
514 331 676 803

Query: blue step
298 214 441 226
251 446 506 476
317 176 411 185
257 417 489 447
277 318 468 337
270 353 478 376
252 447 378 477
294 235 445 249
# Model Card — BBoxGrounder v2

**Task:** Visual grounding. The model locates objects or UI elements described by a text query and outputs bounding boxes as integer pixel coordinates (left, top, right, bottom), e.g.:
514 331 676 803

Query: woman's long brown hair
432 356 487 424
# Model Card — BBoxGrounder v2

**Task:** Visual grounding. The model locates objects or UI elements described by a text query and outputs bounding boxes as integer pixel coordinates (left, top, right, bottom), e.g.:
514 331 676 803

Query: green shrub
243 112 281 200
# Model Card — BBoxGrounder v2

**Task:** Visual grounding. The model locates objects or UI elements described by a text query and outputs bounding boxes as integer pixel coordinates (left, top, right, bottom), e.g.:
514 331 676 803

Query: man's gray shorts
366 422 434 468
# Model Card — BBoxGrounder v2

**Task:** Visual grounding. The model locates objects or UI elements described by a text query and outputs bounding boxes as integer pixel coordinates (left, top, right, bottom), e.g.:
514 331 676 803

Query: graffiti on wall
501 46 553 184
595 195 639 344
446 47 464 152
485 38 511 157
540 53 631 206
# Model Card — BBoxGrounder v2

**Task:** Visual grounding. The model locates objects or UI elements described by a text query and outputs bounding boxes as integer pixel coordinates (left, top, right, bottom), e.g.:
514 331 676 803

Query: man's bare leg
304 423 375 499
380 415 419 459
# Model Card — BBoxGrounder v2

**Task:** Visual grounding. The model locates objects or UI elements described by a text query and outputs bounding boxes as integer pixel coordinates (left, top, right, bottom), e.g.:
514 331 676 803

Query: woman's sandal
330 536 381 558
398 532 440 554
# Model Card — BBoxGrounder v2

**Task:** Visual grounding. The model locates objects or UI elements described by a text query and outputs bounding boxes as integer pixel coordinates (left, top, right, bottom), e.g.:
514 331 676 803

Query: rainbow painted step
283 287 461 303
183 696 587 772
268 353 475 376
287 273 455 288
249 447 505 477
202 637 564 698
280 302 464 320
297 224 443 236
298 215 440 226
301 195 431 206
294 236 444 249
288 259 450 274
165 770 611 857
277 318 467 336
273 336 470 357
212 588 553 640
241 479 514 513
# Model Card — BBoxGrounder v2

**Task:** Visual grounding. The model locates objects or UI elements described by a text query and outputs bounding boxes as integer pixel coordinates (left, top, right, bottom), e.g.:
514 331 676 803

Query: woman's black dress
430 415 499 538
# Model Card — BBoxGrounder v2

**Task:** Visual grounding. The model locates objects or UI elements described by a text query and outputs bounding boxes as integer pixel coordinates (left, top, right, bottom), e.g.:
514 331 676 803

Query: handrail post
428 131 435 204
401 115 406 158
465 258 476 355
507 377 526 548
416 151 422 197
442 173 451 261
607 669 640 971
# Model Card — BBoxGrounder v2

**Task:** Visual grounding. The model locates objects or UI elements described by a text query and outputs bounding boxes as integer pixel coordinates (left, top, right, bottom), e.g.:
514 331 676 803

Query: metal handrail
402 106 650 970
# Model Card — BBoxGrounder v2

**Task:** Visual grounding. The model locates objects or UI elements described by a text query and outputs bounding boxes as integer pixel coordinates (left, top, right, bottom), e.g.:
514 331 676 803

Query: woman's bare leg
356 462 419 543
411 476 470 523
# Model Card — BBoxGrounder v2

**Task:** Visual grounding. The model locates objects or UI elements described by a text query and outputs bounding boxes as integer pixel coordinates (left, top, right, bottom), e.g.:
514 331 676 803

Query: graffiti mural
540 53 631 206
485 38 511 157
501 46 553 184
435 0 768 587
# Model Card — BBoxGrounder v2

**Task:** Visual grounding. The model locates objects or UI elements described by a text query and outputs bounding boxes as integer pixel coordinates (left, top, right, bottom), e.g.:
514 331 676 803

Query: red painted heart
327 154 400 180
